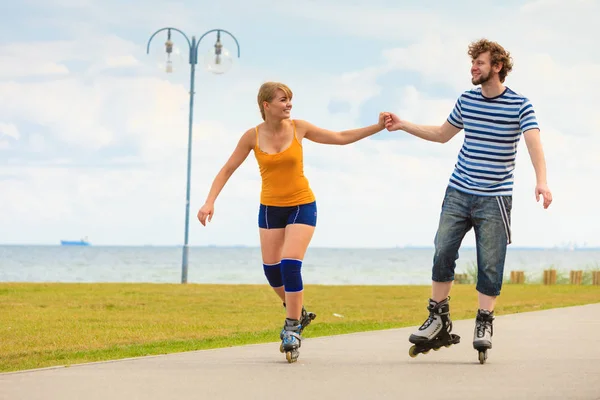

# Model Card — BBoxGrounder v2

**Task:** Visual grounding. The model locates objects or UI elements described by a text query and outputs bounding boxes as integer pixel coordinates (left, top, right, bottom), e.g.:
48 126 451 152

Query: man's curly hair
468 39 513 83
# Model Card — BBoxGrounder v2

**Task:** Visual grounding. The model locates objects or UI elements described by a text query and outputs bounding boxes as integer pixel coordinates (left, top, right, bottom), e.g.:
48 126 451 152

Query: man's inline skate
408 297 460 358
473 309 494 364
279 305 317 363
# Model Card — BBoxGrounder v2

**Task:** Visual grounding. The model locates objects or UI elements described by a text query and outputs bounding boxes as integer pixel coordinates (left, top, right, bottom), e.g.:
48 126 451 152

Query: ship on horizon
60 236 90 246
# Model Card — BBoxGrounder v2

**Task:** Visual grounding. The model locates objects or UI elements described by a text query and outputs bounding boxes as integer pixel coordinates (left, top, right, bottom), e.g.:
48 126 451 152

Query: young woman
197 81 387 363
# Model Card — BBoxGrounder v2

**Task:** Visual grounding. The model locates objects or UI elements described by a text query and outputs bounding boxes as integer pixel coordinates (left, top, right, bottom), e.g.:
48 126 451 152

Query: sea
1 245 599 285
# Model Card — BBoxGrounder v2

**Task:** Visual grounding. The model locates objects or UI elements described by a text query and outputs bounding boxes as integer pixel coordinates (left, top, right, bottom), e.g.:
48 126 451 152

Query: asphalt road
2 303 599 400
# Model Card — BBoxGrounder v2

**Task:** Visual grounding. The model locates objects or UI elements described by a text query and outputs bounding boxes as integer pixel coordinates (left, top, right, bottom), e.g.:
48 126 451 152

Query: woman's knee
263 262 283 288
281 258 303 292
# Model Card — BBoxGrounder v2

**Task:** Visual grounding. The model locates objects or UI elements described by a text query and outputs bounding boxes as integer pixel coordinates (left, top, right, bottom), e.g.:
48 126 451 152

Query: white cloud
0 78 114 149
382 36 469 91
0 123 19 140
0 33 193 152
278 2 444 42
0 35 142 77
0 62 69 79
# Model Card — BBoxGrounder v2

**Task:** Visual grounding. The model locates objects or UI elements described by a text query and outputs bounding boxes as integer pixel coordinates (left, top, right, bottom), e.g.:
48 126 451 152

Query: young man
384 38 553 362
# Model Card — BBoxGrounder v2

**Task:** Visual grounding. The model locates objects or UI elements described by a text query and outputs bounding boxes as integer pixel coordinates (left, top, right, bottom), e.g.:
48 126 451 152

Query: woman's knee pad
263 262 283 288
281 258 303 292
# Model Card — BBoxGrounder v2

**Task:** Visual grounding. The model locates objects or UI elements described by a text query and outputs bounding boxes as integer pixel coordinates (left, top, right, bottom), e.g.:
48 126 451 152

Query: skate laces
475 319 492 338
476 310 494 338
420 309 445 330
420 313 436 330
420 301 449 330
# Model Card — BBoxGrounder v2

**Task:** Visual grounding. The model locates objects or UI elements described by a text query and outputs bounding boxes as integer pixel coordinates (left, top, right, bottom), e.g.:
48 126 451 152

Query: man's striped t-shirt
446 87 539 196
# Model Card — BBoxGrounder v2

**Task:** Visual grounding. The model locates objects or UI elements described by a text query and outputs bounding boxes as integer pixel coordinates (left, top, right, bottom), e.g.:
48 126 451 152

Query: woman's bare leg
259 228 286 302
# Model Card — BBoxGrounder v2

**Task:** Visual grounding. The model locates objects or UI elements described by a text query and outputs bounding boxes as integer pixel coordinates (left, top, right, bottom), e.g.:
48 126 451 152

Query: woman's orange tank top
253 120 315 207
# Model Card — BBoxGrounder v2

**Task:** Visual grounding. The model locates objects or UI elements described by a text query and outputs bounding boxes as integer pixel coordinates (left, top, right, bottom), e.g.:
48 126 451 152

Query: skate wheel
286 350 298 363
279 343 284 353
408 345 418 358
478 350 487 364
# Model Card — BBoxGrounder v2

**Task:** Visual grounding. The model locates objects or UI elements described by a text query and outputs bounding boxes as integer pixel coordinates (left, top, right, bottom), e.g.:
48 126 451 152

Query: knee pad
263 262 283 288
281 258 303 292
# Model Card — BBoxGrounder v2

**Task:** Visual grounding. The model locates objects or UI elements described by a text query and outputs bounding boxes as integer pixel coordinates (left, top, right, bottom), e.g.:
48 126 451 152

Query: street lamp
146 27 241 284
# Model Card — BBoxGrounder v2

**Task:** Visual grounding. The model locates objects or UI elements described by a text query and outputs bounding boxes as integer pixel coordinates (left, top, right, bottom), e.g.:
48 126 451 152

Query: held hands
378 112 390 129
383 112 403 131
535 183 553 209
197 203 214 226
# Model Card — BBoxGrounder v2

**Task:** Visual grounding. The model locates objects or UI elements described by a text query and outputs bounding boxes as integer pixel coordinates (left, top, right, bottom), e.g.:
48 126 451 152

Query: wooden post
544 269 557 285
570 270 583 285
510 271 525 284
592 271 600 285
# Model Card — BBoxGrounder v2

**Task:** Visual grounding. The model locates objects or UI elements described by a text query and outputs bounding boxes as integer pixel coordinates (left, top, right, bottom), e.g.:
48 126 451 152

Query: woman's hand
197 203 214 226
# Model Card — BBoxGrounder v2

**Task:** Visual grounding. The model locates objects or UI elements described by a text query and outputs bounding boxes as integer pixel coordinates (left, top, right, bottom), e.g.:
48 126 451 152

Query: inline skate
279 305 316 363
408 297 461 358
473 309 494 364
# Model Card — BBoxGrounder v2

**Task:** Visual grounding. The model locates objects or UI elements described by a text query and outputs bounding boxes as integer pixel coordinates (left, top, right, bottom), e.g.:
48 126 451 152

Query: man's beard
472 71 491 85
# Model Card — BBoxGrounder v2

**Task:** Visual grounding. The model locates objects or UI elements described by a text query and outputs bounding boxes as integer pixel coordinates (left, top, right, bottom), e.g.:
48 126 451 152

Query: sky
0 0 598 248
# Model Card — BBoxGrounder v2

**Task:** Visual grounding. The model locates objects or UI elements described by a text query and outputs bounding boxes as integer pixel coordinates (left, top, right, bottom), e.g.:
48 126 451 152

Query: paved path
2 303 599 400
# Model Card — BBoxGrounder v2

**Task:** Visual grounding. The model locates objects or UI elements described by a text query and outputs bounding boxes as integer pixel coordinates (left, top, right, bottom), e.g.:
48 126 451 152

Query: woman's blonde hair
257 82 293 120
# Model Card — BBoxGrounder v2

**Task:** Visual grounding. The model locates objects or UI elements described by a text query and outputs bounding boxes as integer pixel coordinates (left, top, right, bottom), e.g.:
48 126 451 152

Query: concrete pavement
1 303 599 400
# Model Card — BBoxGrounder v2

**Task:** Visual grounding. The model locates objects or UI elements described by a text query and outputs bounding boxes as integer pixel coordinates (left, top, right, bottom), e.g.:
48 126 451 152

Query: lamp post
146 27 241 284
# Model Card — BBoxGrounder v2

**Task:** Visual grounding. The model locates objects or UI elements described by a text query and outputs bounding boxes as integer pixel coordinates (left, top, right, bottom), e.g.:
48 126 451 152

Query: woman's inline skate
279 305 316 363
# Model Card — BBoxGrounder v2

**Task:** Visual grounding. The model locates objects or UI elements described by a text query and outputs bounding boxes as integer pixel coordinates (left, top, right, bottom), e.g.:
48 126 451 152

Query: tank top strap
291 119 297 139
255 126 259 148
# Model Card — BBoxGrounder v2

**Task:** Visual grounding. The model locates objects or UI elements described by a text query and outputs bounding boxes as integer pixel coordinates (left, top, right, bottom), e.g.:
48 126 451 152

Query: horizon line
1 244 598 250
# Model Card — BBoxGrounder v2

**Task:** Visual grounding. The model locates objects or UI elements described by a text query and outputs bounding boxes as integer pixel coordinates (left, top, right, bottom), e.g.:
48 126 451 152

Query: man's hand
384 112 403 131
535 183 552 209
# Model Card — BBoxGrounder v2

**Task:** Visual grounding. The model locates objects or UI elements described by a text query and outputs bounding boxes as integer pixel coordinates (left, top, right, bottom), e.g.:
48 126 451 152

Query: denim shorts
258 201 317 229
431 186 512 296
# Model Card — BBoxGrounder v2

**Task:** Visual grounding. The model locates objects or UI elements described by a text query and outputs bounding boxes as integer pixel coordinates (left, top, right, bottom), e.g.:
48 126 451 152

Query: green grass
1 283 599 372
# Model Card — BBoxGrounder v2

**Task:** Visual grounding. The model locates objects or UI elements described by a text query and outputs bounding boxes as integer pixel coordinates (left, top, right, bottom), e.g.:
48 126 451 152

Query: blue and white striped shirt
447 87 539 196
